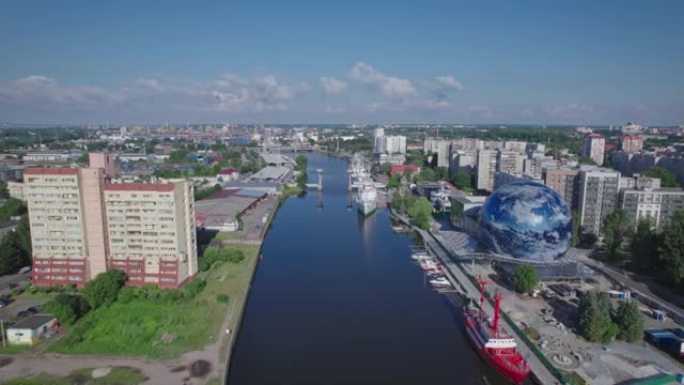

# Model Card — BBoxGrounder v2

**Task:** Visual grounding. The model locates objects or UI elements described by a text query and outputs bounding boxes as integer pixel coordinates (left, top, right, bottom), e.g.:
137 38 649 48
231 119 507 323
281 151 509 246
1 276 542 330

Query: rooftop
24 167 79 175
10 314 56 330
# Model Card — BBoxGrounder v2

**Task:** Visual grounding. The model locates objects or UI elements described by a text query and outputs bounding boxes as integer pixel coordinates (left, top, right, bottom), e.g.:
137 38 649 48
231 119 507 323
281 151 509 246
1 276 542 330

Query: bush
45 293 90 325
199 247 245 271
183 278 206 299
82 270 127 309
216 294 229 303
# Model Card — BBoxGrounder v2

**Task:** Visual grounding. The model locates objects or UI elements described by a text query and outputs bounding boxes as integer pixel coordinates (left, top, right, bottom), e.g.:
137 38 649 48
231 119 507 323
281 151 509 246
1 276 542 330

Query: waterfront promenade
392 207 559 385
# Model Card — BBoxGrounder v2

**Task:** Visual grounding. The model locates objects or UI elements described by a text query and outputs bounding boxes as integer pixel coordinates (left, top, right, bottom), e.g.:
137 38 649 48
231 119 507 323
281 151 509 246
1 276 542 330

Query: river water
227 153 507 385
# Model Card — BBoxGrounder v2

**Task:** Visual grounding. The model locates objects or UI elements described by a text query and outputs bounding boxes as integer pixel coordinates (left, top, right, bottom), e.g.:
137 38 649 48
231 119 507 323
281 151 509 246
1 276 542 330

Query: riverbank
0 190 286 385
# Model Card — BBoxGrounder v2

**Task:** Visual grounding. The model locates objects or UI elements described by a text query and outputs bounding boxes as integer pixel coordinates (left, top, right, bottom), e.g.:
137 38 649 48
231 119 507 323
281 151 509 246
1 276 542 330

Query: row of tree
295 155 308 189
602 209 684 291
391 190 433 230
0 216 32 276
577 291 643 343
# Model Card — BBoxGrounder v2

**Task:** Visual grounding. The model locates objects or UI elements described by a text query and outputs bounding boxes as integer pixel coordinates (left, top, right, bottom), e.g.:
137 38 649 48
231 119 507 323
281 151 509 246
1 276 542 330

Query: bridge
305 169 324 191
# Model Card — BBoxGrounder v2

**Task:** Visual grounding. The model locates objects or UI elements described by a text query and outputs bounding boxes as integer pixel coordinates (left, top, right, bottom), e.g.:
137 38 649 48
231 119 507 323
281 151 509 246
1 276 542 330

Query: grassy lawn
48 244 260 359
0 344 30 355
1 367 146 385
215 231 244 241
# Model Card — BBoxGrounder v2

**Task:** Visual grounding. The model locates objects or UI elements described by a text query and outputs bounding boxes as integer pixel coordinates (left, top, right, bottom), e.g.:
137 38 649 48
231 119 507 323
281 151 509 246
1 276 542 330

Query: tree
451 171 472 191
615 300 644 342
45 293 90 325
512 265 539 293
578 291 618 343
644 166 679 187
658 211 684 289
386 174 401 189
629 218 659 273
415 168 436 182
603 209 633 260
0 182 9 199
379 163 391 176
580 232 598 248
82 269 127 309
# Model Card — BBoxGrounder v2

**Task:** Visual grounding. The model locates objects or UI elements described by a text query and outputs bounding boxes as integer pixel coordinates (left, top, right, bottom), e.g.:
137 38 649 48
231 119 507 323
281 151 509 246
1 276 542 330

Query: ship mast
493 293 502 338
475 277 486 323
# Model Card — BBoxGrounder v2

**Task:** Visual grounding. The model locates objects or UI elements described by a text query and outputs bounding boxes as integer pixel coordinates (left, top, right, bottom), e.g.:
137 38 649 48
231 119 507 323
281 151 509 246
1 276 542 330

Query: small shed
6 314 58 345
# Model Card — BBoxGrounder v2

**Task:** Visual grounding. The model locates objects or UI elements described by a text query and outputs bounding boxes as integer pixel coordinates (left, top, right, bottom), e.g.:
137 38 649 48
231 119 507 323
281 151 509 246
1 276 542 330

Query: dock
394 211 560 385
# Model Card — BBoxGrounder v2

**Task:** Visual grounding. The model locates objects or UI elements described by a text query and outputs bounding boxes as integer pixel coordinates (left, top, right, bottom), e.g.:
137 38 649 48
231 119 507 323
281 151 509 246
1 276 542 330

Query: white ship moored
356 181 377 216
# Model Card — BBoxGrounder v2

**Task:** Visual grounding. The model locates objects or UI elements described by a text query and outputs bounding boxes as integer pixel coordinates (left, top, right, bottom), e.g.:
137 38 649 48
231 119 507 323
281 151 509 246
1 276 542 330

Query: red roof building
390 164 421 176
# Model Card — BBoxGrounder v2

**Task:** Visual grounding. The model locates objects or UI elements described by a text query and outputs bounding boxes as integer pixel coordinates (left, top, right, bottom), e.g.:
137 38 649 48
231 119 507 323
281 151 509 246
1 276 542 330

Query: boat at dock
356 181 377 216
463 279 531 384
429 275 452 288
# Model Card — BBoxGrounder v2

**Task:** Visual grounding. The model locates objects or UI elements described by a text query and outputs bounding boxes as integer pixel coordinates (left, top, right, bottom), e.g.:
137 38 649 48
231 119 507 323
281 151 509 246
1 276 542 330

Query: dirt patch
189 360 211 377
171 365 187 373
0 357 13 368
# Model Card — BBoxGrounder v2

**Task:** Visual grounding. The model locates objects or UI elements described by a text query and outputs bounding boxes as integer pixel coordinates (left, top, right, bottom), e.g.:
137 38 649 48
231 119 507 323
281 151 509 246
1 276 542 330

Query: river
227 153 508 385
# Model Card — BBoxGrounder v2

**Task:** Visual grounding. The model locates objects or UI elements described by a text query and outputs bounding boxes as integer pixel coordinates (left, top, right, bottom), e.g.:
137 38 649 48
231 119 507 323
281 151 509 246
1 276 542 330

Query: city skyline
1 0 683 125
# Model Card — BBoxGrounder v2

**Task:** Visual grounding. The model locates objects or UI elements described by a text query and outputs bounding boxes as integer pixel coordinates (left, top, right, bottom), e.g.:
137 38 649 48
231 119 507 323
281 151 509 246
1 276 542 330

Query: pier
393 212 559 385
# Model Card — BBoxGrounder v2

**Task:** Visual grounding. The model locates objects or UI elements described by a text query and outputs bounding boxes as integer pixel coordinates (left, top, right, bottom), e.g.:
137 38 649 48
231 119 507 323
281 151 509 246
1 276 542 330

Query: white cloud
349 61 416 99
319 77 347 95
435 75 463 91
0 75 123 109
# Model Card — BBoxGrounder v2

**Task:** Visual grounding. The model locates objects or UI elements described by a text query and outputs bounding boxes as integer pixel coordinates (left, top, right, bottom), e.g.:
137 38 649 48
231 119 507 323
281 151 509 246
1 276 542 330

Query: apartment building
621 187 684 230
104 182 197 288
577 167 620 234
476 149 497 192
544 168 579 209
619 135 644 153
24 164 197 288
581 134 606 166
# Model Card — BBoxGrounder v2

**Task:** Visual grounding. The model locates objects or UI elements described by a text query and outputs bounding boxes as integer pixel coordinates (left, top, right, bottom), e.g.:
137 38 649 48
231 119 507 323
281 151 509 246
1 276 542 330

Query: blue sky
0 0 682 125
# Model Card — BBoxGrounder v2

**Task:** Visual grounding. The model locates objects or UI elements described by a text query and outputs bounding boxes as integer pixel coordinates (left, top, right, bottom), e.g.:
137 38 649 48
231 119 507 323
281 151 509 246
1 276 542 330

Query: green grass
1 367 146 385
0 344 30 355
215 231 244 241
48 244 260 359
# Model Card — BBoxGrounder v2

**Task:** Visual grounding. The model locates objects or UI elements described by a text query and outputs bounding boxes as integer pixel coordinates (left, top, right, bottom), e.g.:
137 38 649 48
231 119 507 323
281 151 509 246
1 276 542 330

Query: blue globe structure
479 180 572 262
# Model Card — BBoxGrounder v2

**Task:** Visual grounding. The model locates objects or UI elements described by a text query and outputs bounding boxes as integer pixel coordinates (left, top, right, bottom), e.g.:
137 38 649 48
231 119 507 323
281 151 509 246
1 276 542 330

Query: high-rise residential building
476 149 497 192
373 128 385 154
104 182 197 288
24 162 197 288
619 135 644 153
493 171 542 190
449 150 477 176
503 141 527 153
581 134 606 166
621 187 684 230
423 139 451 168
496 151 525 174
544 168 579 209
383 135 407 154
577 167 620 234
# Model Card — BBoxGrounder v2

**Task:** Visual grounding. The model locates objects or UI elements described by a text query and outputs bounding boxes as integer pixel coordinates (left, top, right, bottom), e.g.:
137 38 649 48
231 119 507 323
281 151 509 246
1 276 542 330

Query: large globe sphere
479 180 572 261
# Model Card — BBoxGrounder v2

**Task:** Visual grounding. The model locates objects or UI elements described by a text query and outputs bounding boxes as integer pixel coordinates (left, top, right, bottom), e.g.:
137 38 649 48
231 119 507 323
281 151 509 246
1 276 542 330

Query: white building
578 167 620 234
6 315 58 346
581 134 606 166
7 181 25 201
476 149 497 192
373 128 385 154
621 187 684 230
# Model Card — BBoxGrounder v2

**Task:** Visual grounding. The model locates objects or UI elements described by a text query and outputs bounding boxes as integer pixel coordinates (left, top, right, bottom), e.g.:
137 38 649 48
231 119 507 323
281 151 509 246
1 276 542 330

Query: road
0 271 30 295
579 256 684 324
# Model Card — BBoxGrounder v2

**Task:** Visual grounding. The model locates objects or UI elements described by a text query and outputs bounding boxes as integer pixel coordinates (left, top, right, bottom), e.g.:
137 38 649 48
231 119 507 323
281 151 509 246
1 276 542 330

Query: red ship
463 278 531 384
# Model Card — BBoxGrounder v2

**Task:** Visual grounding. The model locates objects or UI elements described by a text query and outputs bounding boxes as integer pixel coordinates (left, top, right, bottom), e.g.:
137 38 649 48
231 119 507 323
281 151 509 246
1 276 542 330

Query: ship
356 181 377 216
463 278 531 384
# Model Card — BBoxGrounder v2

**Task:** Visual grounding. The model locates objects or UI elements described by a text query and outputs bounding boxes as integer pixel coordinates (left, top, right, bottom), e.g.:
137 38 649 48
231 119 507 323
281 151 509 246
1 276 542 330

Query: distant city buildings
476 149 497 192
